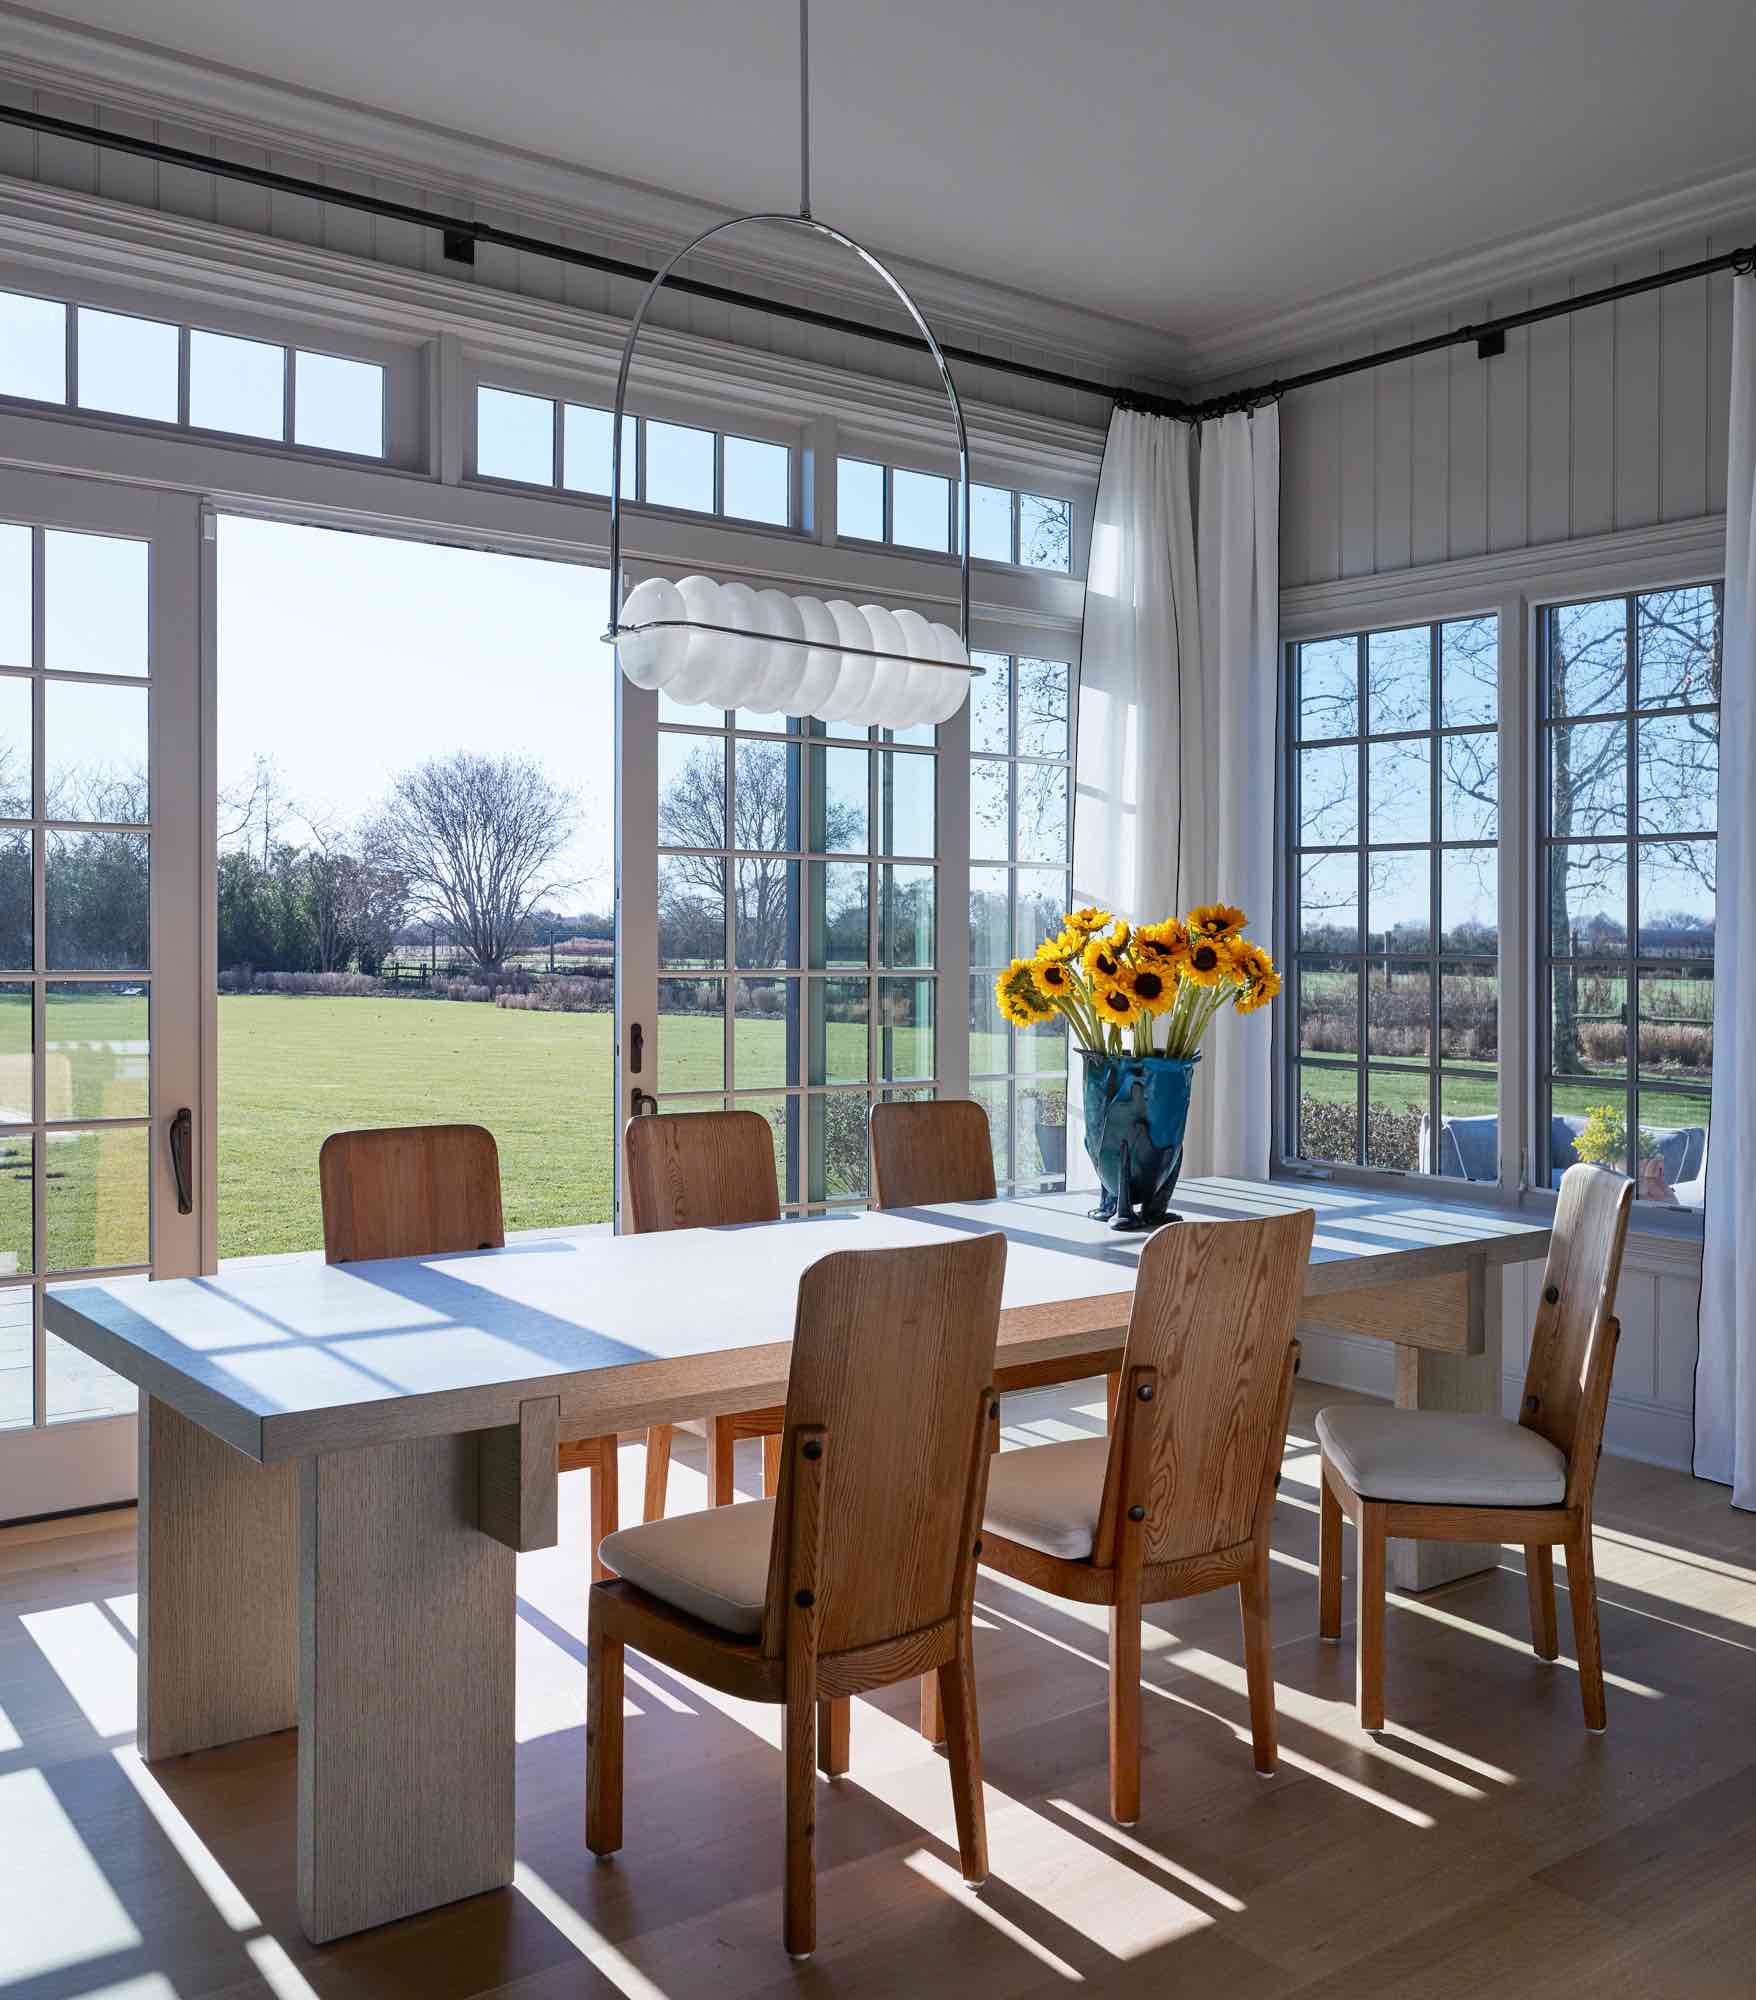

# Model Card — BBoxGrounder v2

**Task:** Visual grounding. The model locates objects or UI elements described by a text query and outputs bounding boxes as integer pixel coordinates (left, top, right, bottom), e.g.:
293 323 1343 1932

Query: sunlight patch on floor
1044 1798 1246 1912
246 1935 323 2000
113 1746 260 1932
514 1861 671 1999
20 1601 138 1737
906 1851 1086 1980
0 1768 141 1982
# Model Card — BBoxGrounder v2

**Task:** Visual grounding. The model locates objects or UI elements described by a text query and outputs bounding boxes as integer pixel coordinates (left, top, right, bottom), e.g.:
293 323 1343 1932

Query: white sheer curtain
1696 271 1756 1507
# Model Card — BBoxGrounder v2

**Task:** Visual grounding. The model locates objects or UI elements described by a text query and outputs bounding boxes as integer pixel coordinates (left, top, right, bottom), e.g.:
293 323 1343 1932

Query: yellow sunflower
1188 901 1248 942
1082 935 1123 983
1031 957 1077 1002
1122 963 1177 1015
1033 927 1082 964
995 958 1057 1027
1093 979 1142 1028
1182 935 1229 987
1231 942 1282 1013
1108 917 1132 953
1133 918 1190 970
1063 906 1113 937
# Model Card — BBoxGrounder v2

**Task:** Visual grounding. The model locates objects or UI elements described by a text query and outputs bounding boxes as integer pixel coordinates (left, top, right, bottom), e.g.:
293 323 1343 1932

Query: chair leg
708 1417 737 1507
1356 1501 1387 1732
1318 1463 1343 1642
938 1629 989 1886
919 1669 945 1745
817 1696 850 1778
1564 1531 1607 1731
1239 1555 1278 1775
1108 1598 1143 1825
585 1602 624 1856
783 1686 817 1958
642 1423 673 1523
588 1439 619 1585
1526 1543 1559 1661
762 1430 782 1498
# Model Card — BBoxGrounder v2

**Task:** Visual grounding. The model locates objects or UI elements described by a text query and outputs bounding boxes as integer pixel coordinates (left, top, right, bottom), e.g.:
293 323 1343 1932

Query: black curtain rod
1 104 1751 429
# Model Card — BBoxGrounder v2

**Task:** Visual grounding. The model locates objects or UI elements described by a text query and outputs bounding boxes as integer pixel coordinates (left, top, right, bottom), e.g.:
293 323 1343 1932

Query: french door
0 469 200 1521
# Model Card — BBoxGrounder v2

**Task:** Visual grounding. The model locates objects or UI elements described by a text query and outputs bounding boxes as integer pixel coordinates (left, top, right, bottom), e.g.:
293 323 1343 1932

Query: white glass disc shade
889 607 942 730
790 595 842 714
616 575 687 690
665 574 728 707
752 589 808 709
696 579 765 706
816 599 876 721
920 621 974 724
859 604 912 728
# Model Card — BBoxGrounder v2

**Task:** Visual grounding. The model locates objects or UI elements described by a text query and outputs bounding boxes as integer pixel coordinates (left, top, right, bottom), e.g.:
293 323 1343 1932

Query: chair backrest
623 1109 781 1234
761 1233 1006 1659
869 1098 997 1208
319 1124 503 1264
1520 1162 1633 1502
1096 1208 1314 1569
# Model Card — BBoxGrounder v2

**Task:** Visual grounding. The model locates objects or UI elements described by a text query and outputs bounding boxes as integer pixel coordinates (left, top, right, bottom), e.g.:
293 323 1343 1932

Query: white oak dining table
45 1176 1550 1944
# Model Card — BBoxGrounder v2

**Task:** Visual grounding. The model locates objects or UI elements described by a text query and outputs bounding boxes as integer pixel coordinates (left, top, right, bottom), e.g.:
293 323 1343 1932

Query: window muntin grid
834 457 1073 573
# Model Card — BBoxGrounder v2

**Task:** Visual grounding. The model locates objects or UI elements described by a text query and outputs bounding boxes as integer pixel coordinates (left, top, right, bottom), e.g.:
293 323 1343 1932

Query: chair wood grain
869 1098 997 1208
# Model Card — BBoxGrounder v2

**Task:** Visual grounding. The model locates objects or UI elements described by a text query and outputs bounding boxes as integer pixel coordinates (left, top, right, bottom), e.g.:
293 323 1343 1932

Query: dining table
46 1175 1551 1943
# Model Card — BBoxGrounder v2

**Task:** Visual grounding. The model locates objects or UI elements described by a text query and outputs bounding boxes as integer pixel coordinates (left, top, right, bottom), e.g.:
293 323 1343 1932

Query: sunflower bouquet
995 902 1280 1060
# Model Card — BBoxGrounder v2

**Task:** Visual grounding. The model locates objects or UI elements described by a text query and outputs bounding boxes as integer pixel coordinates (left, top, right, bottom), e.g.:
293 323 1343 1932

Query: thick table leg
139 1396 297 1761
298 1431 515 1943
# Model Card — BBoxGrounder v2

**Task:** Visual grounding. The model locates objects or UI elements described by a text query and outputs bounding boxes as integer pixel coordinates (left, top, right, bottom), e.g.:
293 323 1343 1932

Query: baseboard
1297 1330 1395 1400
1502 1373 1693 1471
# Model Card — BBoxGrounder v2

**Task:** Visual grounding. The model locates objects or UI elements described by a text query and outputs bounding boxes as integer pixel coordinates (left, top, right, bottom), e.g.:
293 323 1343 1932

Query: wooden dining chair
1317 1161 1633 1732
869 1096 998 1208
318 1122 623 1580
978 1206 1314 1825
624 1109 788 1520
588 1230 1006 1958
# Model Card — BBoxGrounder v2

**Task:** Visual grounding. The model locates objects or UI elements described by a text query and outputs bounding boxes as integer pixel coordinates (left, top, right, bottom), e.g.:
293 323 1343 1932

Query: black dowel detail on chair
802 1439 823 1461
1525 1394 1541 1413
1137 1383 1154 1402
794 1589 815 1608
1544 1285 1560 1304
973 1538 982 1555
1127 1504 1146 1522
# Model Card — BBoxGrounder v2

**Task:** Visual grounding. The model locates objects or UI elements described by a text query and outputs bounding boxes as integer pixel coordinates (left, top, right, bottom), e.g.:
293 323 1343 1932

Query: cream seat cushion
982 1435 1110 1560
1316 1407 1567 1507
598 1496 775 1636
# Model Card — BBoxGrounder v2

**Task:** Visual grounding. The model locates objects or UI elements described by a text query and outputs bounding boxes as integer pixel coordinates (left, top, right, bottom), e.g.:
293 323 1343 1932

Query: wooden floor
3 1379 1754 1999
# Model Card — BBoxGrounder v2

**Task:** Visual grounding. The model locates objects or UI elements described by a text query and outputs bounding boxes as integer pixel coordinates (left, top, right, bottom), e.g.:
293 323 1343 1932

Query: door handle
629 1021 645 1074
630 1088 657 1118
168 1106 194 1216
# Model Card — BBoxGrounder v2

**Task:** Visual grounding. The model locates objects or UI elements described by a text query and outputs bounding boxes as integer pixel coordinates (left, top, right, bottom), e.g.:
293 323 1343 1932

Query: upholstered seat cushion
598 1497 775 1635
982 1435 1110 1559
1315 1407 1567 1507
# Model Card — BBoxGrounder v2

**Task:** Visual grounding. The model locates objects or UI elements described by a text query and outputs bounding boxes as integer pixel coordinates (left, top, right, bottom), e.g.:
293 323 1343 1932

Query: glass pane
657 854 725 969
1367 626 1430 734
969 652 1010 755
1368 850 1429 951
1440 846 1498 953
814 746 868 854
969 866 1009 968
733 737 801 852
1637 965 1712 1085
1637 1086 1711 1209
47 831 148 970
657 732 726 849
44 532 149 677
76 307 177 422
1015 869 1068 956
892 469 949 552
837 457 884 541
1550 1085 1628 1178
293 351 384 455
970 973 1008 1079
0 676 28 815
476 386 554 484
878 976 933 1081
1366 1069 1426 1170
811 861 868 969
1637 586 1719 710
46 679 148 823
1017 659 1071 760
1368 737 1429 845
1639 841 1715 959
810 978 868 1086
882 864 934 969
809 1090 869 1202
735 857 799 970
0 1131 24 1273
1549 720 1627 837
741 1091 798 1206
1438 1067 1497 1135
645 421 713 511
969 484 1012 563
0 523 28 668
1019 494 1072 572
1440 731 1498 841
1366 962 1430 1060
657 978 725 1093
0 289 66 403
45 1122 148 1271
1439 962 1498 1067
880 751 934 858
0 1285 30 1429
1017 1010 1068 1077
1015 1078 1068 1180
722 436 789 524
47 982 147 1121
970 1079 1011 1185
1440 617 1498 727
1553 964 1626 1078
1637 713 1717 836
46 1326 137 1422
1550 597 1626 718
0 984 25 1122
732 977 796 1089
188 329 284 440
0 830 29 968
1298 960 1356 1058
1551 843 1627 959
1299 852 1359 953
970 757 1010 862
1298 1066 1357 1164
1299 744 1358 846
1299 637 1357 740
562 404 636 498
1016 761 1069 866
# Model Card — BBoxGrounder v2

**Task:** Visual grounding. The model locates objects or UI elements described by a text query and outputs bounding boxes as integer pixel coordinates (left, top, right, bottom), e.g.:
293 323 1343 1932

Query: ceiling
16 0 1756 354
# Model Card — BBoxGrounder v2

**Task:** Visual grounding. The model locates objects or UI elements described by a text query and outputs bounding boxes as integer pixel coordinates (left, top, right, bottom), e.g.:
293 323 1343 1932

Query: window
1288 619 1500 1175
835 457 1073 572
968 651 1074 1190
1539 586 1719 1208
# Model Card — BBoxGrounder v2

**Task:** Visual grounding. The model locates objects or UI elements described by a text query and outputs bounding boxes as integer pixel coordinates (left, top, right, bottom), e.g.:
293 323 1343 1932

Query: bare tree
369 753 578 972
302 824 408 974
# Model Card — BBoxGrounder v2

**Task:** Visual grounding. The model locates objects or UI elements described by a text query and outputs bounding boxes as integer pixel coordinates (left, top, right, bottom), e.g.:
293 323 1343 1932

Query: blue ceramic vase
1081 1049 1199 1232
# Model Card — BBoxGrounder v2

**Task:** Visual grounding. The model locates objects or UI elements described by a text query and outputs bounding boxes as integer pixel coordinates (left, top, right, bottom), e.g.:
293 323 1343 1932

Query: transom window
835 456 1072 572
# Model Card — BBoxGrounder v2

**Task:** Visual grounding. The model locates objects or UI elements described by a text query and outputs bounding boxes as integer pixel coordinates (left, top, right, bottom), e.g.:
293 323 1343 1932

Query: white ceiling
16 0 1756 352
